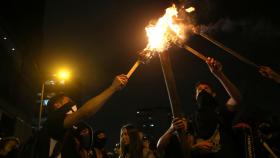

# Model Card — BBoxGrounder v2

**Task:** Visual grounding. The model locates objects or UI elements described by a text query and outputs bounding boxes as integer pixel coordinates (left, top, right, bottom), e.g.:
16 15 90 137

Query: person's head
47 93 76 114
75 122 93 150
92 130 107 150
194 81 216 100
120 124 143 158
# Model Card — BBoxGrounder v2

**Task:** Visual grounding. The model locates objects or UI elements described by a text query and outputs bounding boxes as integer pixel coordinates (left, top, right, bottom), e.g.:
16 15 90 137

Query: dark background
1 0 279 150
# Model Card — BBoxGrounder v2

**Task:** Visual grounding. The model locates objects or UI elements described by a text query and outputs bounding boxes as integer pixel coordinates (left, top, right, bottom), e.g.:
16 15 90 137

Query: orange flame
144 4 186 53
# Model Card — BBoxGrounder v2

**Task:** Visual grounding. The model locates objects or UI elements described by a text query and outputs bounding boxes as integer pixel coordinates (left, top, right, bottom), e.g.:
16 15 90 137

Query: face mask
93 138 107 149
196 90 217 110
79 134 92 150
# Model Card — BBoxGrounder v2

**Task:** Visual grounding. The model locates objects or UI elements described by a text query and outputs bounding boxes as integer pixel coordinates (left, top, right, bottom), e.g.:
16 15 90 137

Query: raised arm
206 57 242 110
63 74 128 128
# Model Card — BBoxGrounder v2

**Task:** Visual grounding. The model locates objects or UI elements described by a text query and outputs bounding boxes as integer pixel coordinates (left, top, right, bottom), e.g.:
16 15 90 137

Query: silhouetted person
72 122 93 158
22 74 127 158
91 130 112 158
157 117 189 158
158 57 243 158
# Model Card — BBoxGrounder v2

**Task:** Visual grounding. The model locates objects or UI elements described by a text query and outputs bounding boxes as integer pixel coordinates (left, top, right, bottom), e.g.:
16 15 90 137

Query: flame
144 4 186 53
185 7 195 13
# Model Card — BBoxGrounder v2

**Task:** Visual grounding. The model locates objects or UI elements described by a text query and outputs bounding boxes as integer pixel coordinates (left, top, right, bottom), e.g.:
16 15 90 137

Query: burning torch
182 5 260 68
197 33 259 68
143 4 192 158
126 50 154 79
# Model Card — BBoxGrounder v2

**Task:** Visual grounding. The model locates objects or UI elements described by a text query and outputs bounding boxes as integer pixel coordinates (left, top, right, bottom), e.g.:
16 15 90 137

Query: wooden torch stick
262 142 278 158
182 45 207 61
127 60 141 78
158 51 191 158
199 33 259 68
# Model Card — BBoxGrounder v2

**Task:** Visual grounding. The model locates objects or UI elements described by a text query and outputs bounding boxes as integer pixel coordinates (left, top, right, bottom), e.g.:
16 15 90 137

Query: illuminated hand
259 66 280 83
111 74 128 91
206 57 223 76
169 117 187 132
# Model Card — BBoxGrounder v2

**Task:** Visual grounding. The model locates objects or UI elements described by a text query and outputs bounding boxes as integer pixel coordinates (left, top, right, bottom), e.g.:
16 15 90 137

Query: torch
198 33 259 68
158 51 190 158
181 44 207 61
126 60 141 78
126 50 154 79
181 6 260 68
144 4 191 158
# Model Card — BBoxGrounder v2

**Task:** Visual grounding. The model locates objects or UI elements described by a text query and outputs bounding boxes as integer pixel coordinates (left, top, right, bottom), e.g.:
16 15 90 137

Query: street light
56 69 71 82
38 69 71 129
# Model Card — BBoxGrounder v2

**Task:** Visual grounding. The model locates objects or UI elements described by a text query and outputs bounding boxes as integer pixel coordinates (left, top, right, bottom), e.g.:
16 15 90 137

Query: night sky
1 0 280 150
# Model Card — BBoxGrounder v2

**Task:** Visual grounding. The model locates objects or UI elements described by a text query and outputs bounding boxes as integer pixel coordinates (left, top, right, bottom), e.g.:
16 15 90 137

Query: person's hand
169 117 187 133
111 74 128 91
259 66 280 83
193 140 214 151
206 57 223 77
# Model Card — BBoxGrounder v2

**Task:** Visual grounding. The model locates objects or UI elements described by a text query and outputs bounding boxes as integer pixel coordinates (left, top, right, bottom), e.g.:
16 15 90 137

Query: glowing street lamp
56 70 71 81
38 69 71 129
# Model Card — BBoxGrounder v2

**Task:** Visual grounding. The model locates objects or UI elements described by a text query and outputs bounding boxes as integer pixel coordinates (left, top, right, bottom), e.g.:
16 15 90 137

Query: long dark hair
120 124 143 158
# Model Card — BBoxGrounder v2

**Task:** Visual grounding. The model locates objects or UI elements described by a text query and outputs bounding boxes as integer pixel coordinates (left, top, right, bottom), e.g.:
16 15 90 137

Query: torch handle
127 60 141 78
159 52 191 158
199 33 259 68
262 142 278 158
183 45 207 61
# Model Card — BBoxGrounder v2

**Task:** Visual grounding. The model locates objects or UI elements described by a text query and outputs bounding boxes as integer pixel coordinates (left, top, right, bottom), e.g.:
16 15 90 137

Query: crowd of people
1 57 279 158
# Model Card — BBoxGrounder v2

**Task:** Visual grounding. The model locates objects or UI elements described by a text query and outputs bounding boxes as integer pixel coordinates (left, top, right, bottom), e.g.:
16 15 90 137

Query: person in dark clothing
157 57 243 158
90 130 112 158
30 74 128 158
157 117 189 158
69 122 94 158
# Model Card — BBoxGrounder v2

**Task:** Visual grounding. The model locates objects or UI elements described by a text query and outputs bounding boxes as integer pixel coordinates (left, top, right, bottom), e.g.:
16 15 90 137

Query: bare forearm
63 74 128 128
80 86 116 118
215 72 241 104
157 128 174 149
64 86 117 128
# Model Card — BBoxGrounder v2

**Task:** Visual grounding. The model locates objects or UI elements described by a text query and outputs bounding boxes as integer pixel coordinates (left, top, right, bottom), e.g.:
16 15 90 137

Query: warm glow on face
145 4 186 53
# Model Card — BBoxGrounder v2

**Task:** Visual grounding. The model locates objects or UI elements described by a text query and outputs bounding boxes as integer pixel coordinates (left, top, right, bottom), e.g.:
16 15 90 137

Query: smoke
195 18 280 38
